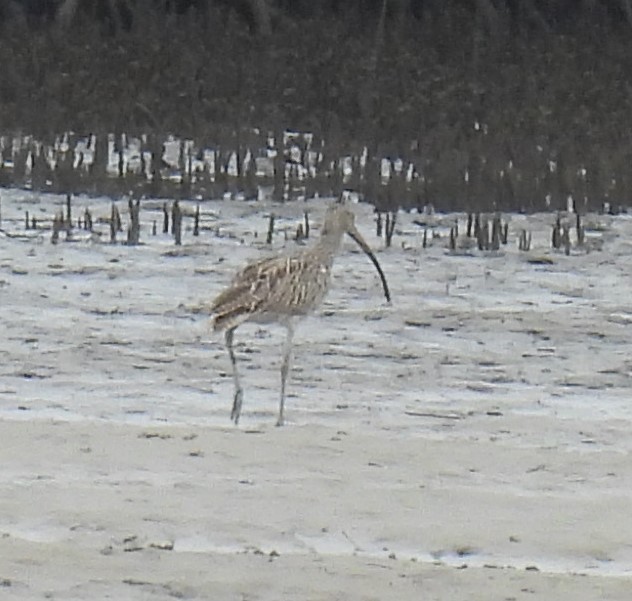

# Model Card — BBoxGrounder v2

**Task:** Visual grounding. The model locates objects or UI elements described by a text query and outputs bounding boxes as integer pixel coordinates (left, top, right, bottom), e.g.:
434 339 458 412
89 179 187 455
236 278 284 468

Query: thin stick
266 213 275 244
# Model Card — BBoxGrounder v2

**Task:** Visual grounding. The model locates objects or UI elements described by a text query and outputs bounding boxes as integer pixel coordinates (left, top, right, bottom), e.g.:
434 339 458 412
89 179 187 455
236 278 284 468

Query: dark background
0 0 630 211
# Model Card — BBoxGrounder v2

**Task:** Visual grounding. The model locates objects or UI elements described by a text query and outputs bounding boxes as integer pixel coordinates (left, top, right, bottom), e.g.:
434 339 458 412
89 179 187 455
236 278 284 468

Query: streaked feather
211 251 332 331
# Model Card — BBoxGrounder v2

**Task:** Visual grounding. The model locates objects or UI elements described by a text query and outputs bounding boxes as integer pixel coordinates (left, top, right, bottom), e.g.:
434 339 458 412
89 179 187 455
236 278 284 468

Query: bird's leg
277 322 295 427
225 328 243 425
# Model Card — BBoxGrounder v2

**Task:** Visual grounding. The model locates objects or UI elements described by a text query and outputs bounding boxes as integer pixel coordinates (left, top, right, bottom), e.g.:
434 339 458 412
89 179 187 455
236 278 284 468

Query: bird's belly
250 307 311 326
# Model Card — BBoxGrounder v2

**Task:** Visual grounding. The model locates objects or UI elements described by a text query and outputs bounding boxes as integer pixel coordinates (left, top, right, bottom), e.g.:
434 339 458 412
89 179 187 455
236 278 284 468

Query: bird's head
321 203 357 237
320 200 391 303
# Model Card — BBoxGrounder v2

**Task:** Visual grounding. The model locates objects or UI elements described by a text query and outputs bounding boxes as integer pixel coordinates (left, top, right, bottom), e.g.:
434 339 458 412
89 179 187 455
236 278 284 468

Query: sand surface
1 190 631 599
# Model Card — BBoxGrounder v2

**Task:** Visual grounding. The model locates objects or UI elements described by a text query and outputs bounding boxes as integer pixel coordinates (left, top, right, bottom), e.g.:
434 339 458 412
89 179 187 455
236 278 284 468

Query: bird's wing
210 255 303 331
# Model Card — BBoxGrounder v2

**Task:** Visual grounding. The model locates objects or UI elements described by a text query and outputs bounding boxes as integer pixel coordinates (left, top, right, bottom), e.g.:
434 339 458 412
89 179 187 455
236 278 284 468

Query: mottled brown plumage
211 202 390 426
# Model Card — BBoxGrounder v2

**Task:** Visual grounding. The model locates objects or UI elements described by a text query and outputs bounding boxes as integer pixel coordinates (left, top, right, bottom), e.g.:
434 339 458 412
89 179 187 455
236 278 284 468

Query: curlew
210 201 391 426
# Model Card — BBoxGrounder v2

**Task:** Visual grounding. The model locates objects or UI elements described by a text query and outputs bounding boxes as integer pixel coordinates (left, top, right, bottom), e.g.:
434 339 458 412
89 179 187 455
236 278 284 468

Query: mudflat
1 190 631 599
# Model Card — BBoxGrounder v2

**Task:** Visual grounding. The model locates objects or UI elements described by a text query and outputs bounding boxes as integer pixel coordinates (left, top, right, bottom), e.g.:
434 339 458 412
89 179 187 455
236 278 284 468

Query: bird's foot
231 388 243 425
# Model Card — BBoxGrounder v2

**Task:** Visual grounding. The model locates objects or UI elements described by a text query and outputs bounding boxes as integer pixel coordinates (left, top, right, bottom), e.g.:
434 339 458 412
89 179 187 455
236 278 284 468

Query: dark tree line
1 0 631 139
1 0 632 210
2 0 632 35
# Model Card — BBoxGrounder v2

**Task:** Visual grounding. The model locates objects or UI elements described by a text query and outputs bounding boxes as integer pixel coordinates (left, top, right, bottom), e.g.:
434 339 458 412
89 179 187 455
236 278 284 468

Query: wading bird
211 201 391 426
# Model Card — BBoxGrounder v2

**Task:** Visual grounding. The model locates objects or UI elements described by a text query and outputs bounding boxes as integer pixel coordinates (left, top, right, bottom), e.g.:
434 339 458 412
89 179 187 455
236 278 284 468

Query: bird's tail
210 305 253 333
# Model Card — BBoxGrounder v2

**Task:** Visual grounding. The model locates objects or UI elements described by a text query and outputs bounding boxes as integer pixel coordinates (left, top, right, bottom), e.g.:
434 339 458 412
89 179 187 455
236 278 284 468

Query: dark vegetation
1 0 631 213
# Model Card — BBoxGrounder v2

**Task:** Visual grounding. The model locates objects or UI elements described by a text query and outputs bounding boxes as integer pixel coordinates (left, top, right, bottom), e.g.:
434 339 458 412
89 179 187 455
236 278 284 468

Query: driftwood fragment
126 198 141 245
172 200 182 245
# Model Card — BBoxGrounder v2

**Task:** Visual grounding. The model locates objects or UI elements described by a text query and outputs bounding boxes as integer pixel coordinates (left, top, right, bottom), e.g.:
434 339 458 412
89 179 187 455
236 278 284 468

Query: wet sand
1 190 631 599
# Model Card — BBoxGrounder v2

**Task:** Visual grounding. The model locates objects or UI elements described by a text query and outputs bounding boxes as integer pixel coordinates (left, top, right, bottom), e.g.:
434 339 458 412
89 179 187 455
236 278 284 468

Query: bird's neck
315 228 345 260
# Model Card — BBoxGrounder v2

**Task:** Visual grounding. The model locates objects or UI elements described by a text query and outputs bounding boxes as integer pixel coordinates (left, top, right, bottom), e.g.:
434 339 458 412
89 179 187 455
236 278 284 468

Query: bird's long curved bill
347 228 391 303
